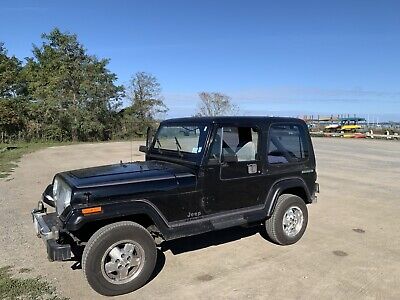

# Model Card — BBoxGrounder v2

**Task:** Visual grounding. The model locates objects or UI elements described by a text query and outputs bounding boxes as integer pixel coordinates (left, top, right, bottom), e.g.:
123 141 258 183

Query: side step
211 216 247 230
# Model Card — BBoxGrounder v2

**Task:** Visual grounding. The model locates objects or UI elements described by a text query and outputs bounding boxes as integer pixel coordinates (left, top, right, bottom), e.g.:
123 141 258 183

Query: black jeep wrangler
32 116 318 296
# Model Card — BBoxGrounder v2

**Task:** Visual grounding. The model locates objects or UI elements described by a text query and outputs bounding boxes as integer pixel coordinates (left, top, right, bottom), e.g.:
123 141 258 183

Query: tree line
0 28 237 143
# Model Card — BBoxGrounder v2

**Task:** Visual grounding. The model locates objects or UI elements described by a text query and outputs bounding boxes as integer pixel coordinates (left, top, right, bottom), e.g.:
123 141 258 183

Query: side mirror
139 145 148 153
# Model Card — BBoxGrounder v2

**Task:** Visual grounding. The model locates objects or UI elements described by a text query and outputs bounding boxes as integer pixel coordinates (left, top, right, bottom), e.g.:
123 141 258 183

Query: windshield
151 124 209 162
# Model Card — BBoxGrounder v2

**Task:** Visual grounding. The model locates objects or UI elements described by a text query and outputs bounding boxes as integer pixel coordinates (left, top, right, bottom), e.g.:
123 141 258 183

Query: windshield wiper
174 136 183 158
156 138 162 148
155 138 163 154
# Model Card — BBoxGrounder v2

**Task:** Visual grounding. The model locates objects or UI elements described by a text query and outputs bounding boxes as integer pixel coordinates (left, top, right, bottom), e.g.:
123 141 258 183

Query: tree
196 92 238 116
0 100 26 138
1 30 173 142
0 43 28 139
123 72 167 136
0 42 26 99
24 28 124 141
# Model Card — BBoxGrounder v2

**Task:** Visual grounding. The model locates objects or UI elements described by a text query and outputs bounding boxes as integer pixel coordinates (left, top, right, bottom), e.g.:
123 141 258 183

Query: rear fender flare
264 177 310 216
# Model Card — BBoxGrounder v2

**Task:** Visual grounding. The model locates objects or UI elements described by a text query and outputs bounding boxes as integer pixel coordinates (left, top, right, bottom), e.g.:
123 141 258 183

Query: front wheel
264 194 308 245
82 221 157 296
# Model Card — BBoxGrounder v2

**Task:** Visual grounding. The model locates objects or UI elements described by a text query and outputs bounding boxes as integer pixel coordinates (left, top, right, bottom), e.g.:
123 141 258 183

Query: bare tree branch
196 92 238 116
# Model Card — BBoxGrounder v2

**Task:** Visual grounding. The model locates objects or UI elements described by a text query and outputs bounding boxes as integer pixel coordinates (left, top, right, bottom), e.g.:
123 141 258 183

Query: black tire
264 194 308 245
82 221 157 296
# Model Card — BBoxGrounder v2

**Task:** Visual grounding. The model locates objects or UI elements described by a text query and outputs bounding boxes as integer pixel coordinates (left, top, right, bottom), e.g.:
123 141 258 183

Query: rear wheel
264 194 308 245
82 221 157 296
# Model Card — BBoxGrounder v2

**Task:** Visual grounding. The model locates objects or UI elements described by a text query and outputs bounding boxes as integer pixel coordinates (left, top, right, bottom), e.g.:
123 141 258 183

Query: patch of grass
0 142 74 179
0 266 67 300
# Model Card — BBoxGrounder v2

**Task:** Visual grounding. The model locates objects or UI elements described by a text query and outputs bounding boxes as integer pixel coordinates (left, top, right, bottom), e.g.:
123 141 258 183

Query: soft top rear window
268 124 309 164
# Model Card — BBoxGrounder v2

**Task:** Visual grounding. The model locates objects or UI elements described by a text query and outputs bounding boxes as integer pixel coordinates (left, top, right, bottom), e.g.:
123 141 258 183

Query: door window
209 126 259 162
267 124 309 164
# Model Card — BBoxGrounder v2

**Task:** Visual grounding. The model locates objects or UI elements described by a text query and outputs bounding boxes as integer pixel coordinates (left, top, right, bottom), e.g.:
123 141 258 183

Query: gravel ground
0 139 399 299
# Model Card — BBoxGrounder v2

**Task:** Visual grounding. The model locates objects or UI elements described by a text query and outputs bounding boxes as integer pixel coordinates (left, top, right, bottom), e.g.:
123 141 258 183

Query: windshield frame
148 122 212 164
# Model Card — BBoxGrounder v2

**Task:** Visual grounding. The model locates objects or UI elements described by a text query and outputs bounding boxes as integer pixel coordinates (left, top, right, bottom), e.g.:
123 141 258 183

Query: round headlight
53 177 72 214
53 177 59 200
64 187 71 208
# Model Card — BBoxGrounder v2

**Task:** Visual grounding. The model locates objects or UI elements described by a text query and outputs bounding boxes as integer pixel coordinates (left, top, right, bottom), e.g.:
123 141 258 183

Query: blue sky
1 0 399 121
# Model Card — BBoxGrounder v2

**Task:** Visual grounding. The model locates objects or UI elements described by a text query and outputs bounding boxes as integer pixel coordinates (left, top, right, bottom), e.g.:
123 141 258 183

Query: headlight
53 177 72 214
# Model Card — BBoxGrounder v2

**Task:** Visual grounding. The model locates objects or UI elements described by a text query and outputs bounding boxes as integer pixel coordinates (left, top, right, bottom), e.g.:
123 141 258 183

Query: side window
267 124 309 164
220 126 259 162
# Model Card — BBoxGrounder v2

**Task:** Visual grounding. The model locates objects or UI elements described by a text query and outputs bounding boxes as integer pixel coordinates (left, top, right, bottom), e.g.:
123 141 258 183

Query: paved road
0 139 399 299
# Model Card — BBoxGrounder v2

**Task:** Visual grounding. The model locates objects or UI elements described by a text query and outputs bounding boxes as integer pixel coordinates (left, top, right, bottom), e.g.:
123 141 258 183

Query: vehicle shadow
148 249 166 282
160 224 263 255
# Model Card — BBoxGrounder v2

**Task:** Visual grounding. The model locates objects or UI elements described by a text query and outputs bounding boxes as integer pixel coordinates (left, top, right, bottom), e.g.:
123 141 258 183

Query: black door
202 125 266 215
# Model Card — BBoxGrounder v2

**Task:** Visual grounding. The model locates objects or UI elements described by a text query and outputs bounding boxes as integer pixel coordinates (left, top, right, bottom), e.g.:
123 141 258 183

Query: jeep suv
32 116 318 296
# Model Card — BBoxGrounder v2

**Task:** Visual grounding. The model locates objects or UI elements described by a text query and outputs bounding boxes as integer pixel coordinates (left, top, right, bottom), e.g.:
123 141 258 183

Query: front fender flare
66 199 170 235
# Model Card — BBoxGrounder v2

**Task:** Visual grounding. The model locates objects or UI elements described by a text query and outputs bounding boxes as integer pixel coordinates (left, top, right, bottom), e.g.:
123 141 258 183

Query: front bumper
32 201 71 261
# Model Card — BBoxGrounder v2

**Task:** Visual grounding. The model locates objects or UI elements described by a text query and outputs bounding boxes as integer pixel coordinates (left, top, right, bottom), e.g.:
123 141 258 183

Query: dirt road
0 139 399 299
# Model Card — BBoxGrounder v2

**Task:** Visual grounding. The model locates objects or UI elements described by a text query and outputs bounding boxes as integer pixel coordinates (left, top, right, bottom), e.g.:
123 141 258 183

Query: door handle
247 163 258 174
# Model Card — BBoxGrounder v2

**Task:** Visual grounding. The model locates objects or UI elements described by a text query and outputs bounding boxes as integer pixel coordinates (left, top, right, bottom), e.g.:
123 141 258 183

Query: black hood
59 160 194 190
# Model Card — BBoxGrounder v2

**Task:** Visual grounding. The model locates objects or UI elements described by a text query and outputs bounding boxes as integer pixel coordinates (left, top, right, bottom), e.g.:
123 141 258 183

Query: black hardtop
161 116 306 126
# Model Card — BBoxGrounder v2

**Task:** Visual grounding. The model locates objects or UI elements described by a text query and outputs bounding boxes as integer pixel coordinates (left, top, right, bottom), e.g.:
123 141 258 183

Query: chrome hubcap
101 240 145 284
282 206 304 237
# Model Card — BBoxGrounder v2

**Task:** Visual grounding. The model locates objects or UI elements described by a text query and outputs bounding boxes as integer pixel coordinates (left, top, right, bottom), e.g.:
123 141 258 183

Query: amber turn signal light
82 206 102 215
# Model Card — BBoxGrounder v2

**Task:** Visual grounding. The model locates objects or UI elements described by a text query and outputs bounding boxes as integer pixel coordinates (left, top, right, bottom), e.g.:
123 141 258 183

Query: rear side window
267 124 309 164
